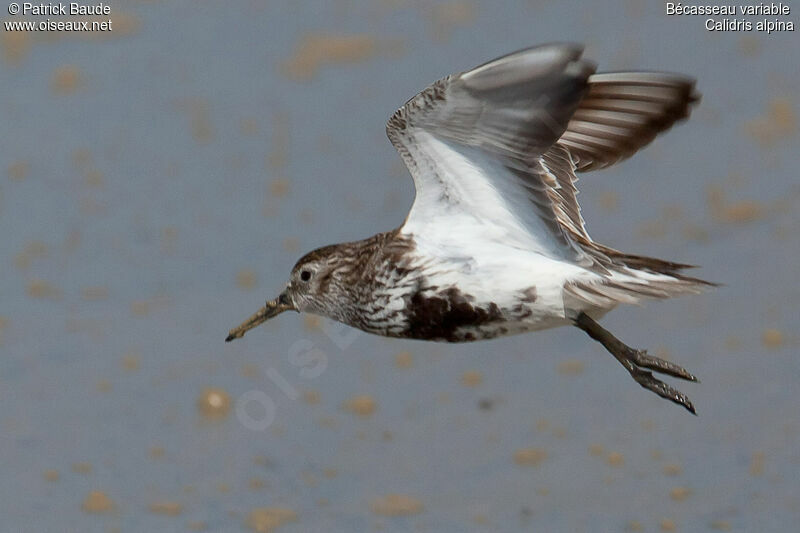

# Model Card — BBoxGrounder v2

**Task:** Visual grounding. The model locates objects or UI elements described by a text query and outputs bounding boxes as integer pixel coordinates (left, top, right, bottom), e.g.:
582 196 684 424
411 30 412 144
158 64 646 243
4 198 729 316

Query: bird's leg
573 312 698 415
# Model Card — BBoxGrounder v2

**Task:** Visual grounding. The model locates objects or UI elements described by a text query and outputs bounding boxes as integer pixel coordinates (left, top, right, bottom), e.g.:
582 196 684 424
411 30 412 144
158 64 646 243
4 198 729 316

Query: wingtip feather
461 43 592 92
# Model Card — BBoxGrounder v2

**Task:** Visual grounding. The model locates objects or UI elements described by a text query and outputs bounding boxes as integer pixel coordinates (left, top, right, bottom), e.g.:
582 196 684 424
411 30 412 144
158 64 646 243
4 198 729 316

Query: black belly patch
520 286 537 303
405 287 503 342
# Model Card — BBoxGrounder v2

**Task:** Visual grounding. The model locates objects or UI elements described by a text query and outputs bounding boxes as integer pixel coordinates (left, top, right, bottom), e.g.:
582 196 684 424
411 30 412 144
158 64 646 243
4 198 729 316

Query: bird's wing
533 72 699 245
561 72 699 172
387 43 596 262
387 44 699 265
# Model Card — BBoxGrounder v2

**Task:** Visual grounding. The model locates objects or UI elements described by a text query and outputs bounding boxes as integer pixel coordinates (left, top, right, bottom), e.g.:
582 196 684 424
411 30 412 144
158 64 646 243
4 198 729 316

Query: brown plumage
227 44 713 414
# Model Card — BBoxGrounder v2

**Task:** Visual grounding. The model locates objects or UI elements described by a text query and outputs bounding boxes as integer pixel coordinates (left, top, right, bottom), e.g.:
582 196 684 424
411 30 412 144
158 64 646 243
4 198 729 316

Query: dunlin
227 44 713 414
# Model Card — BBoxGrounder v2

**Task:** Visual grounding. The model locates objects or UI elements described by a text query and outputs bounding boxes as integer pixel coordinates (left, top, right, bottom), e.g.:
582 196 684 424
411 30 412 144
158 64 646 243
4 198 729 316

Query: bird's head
225 244 351 342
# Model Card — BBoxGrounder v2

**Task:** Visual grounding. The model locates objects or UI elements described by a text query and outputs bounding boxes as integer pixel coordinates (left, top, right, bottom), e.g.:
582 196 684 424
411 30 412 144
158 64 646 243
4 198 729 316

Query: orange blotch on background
246 507 297 532
460 370 482 387
282 237 299 252
557 359 585 376
249 477 267 490
303 390 321 405
51 65 84 94
303 315 322 332
8 160 29 181
761 328 783 349
749 451 765 476
706 184 763 224
72 462 92 474
597 191 619 212
369 494 424 516
269 178 290 197
282 34 379 81
81 490 114 514
236 269 258 290
394 351 413 369
513 447 548 467
149 501 183 516
14 241 47 270
669 487 691 501
430 2 476 41
627 521 644 532
189 101 213 144
149 446 165 459
344 394 376 417
197 388 232 420
84 169 104 188
121 353 140 371
1 31 31 65
738 35 761 56
660 518 677 531
744 97 796 146
27 280 61 300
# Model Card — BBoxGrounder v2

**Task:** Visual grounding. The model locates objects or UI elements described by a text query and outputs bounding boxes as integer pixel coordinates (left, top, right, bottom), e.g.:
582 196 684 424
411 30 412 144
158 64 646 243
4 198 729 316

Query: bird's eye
300 270 312 282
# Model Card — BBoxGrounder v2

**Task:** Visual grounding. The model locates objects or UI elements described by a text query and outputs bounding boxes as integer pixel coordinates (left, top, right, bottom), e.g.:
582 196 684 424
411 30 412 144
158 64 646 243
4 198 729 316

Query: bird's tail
565 246 717 308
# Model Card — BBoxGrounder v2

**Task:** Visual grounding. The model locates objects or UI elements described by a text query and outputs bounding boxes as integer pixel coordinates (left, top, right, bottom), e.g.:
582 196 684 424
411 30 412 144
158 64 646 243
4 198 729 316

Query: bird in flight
227 44 713 414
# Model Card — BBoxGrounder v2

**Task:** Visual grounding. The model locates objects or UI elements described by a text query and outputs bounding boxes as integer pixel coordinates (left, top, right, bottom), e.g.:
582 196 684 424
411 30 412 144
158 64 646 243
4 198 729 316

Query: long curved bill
225 294 293 342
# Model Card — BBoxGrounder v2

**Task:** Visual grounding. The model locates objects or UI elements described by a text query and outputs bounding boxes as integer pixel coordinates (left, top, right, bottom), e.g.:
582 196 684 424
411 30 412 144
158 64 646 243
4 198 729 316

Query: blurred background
1 1 798 531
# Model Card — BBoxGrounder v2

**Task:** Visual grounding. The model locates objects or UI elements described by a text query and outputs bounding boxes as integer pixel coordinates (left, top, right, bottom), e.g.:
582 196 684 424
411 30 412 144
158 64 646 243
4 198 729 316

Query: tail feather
565 272 714 309
590 242 696 272
565 245 717 309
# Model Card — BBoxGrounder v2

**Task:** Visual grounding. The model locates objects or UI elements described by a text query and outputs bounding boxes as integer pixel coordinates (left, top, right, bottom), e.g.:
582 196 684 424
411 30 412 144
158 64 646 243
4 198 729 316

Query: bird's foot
628 349 698 383
574 312 698 415
628 365 696 415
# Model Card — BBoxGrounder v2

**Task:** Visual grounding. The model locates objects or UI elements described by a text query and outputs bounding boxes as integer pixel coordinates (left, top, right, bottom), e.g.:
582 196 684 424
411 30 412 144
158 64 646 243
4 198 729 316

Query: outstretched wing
387 44 698 265
387 43 596 262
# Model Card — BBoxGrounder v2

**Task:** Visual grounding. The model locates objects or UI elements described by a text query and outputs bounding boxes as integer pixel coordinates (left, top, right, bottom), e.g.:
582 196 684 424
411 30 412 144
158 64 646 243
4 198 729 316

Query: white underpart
403 133 577 258
399 133 601 330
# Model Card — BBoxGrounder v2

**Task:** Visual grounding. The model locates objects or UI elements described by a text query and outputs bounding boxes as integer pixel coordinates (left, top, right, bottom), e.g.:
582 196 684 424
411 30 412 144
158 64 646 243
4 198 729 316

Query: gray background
1 1 798 531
